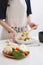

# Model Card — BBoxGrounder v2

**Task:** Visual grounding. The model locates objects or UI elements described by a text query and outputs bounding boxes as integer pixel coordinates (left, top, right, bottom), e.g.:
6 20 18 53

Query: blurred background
29 0 43 37
0 0 43 39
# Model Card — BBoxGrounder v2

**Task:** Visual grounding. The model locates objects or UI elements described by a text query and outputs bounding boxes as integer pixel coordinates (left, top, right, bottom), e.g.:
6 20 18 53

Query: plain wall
30 0 43 37
0 0 43 39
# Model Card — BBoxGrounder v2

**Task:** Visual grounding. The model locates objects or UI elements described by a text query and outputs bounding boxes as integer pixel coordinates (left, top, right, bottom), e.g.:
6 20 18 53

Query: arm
26 0 37 29
0 1 17 41
0 19 17 41
27 15 31 26
27 15 38 29
0 1 15 33
0 19 16 33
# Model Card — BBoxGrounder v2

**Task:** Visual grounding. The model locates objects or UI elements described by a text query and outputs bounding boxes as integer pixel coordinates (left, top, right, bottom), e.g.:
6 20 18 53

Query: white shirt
6 0 27 27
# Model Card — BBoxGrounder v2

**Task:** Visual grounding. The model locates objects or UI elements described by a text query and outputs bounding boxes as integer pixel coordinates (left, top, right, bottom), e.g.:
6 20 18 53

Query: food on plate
24 37 32 41
6 42 19 49
18 36 24 40
15 32 33 44
3 43 30 59
17 32 32 41
18 37 32 41
3 46 12 54
21 32 29 37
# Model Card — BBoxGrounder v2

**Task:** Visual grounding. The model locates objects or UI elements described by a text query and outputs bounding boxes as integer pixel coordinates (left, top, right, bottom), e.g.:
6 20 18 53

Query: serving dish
3 42 30 59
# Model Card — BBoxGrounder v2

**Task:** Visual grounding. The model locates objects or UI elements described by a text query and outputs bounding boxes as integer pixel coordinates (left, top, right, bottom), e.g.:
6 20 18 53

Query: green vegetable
21 32 25 36
12 48 25 59
24 37 30 41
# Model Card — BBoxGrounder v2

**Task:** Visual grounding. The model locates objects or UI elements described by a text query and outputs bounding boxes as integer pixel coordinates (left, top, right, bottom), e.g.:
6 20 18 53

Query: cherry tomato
24 51 29 56
16 48 20 51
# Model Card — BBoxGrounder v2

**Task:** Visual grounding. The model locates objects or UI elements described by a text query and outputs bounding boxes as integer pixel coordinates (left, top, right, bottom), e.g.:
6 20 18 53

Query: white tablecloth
0 40 43 65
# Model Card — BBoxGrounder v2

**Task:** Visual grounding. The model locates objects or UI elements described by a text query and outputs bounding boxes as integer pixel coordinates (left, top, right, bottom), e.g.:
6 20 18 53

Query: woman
0 0 37 40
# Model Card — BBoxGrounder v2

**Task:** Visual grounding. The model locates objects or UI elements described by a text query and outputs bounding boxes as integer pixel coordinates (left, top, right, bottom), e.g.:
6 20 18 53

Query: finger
13 37 16 42
32 25 38 29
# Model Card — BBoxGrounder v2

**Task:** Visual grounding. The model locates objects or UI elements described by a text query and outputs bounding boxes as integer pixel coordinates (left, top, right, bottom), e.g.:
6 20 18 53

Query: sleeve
0 0 7 19
25 0 32 16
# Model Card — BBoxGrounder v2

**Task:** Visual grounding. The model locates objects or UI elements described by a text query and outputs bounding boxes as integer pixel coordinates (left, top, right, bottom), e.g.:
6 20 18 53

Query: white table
0 40 43 65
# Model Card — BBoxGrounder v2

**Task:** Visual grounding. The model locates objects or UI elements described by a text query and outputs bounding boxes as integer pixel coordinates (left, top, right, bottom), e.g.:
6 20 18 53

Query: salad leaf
24 37 30 41
12 48 25 59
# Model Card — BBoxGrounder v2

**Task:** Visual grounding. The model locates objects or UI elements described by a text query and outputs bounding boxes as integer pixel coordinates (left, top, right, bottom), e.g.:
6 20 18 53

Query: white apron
1 0 27 39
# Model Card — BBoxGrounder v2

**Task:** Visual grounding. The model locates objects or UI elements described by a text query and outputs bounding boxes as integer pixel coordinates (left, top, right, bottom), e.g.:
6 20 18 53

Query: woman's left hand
29 22 38 29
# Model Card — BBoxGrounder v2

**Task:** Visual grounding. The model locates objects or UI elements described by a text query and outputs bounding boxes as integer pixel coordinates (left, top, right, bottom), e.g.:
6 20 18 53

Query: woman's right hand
9 31 17 42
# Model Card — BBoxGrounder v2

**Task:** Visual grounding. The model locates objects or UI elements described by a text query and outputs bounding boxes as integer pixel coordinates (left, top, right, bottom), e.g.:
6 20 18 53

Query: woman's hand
29 22 38 29
9 31 17 42
27 15 38 30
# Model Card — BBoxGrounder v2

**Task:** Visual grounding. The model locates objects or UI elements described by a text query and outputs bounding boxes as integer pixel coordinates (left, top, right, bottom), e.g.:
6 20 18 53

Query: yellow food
21 32 29 37
18 36 24 40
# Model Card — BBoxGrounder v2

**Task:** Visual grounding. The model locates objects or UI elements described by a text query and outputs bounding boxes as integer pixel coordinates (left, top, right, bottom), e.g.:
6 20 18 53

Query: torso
6 0 27 27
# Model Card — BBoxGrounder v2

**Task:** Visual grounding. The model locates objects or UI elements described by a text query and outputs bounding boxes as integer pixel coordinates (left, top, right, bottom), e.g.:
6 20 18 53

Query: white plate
15 37 35 44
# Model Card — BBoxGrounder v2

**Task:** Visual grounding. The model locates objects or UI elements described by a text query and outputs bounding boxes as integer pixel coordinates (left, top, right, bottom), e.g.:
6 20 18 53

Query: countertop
0 40 43 65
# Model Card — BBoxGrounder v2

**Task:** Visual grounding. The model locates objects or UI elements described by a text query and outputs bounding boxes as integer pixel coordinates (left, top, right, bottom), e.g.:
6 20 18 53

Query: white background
30 0 43 36
0 0 43 39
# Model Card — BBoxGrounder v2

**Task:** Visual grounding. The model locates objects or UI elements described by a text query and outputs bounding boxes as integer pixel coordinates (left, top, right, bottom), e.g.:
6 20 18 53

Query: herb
12 48 25 59
24 37 30 41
